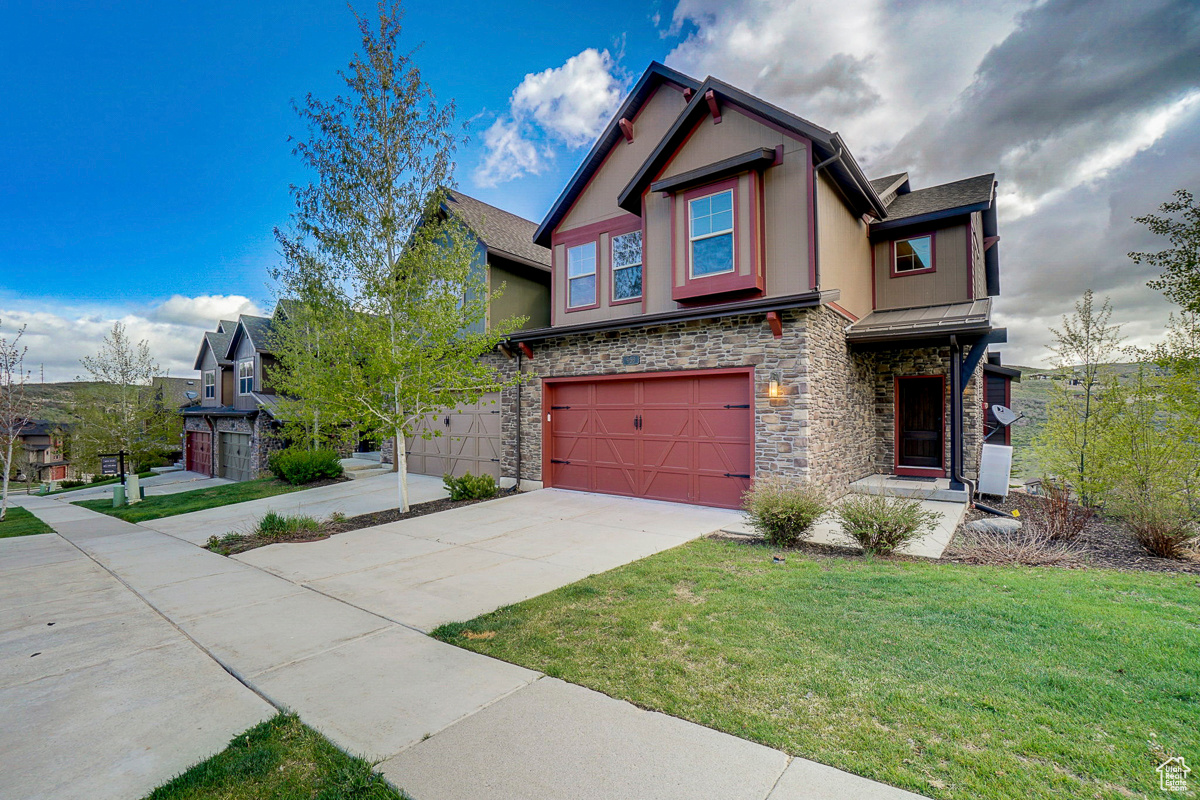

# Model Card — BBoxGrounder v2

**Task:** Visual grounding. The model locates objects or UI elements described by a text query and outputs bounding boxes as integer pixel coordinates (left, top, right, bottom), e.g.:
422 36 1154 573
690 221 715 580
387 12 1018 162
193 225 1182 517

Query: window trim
237 359 254 396
685 181 738 280
565 240 599 311
203 370 215 400
890 233 937 277
609 225 644 306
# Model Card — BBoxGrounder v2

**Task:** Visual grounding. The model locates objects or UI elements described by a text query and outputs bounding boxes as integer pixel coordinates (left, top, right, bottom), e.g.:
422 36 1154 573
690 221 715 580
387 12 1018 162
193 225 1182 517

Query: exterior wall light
768 370 782 398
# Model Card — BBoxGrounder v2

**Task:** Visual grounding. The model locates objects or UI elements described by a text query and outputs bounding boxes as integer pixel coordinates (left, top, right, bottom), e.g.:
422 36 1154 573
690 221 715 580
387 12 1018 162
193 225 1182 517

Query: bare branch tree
0 320 35 520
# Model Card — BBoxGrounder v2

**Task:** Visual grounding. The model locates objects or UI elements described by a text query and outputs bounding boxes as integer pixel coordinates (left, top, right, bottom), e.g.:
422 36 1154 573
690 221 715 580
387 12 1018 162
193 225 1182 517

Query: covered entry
185 431 212 476
545 369 754 509
218 432 253 482
408 392 502 479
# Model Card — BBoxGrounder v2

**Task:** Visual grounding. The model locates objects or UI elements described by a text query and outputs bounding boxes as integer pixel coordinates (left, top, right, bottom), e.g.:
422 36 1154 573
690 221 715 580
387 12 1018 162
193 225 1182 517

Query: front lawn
0 506 54 538
434 538 1200 800
74 478 310 523
143 713 405 800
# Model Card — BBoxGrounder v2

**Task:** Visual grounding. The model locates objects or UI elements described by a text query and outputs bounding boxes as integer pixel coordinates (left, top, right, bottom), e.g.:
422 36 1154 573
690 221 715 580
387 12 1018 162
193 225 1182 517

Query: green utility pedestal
113 484 126 507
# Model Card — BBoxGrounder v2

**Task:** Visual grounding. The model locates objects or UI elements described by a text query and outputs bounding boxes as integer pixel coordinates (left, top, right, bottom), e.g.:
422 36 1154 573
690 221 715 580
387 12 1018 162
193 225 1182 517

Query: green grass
0 505 54 537
74 477 306 523
143 713 406 800
45 470 155 495
433 539 1200 800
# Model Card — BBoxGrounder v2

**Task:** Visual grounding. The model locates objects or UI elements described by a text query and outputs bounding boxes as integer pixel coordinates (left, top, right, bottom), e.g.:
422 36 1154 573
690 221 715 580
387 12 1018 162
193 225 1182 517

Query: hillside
22 382 102 423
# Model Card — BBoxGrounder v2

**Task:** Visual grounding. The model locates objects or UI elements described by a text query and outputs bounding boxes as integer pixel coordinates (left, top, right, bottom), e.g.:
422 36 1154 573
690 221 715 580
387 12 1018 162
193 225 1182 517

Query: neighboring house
14 420 70 482
151 376 202 410
484 62 1015 508
982 355 1021 446
182 314 284 481
383 190 552 480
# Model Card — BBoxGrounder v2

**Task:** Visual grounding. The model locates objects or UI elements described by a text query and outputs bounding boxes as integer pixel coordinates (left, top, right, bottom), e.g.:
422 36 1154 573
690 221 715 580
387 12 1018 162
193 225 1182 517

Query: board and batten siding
970 211 987 299
199 346 221 407
872 224 970 310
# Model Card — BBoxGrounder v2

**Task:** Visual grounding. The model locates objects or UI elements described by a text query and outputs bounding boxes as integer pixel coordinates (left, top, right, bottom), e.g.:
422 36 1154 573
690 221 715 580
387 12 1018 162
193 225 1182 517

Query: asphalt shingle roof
204 329 234 365
239 315 277 353
882 173 995 221
445 191 550 269
869 173 908 195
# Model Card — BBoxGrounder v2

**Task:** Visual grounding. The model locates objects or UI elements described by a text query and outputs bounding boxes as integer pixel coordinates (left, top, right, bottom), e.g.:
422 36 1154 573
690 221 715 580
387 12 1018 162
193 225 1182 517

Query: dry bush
1027 480 1093 541
953 527 1089 567
1124 507 1198 559
837 493 939 555
742 477 830 547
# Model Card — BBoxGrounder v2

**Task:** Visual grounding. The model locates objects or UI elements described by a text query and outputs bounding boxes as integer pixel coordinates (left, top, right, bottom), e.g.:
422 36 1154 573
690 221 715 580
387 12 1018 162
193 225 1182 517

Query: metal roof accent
846 298 994 342
648 148 777 195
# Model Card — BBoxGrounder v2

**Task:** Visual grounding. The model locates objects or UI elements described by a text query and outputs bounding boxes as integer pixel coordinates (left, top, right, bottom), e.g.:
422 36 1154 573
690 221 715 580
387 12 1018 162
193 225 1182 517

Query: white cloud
0 294 265 383
473 48 627 187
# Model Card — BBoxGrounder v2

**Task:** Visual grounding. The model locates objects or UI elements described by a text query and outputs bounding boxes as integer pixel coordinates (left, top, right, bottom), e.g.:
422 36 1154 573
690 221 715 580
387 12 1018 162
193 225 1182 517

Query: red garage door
545 370 754 509
186 431 212 476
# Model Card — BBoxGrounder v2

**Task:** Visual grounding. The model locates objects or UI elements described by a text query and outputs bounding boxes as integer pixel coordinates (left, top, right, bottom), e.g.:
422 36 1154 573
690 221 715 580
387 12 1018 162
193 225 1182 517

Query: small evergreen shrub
837 493 940 556
268 448 343 485
742 477 830 547
443 472 498 501
90 473 110 484
59 479 86 489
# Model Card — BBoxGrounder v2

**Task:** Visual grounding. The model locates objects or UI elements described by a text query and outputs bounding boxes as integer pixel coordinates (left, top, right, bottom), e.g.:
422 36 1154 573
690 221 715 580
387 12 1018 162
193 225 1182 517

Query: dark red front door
546 370 754 508
896 376 944 475
186 431 212 476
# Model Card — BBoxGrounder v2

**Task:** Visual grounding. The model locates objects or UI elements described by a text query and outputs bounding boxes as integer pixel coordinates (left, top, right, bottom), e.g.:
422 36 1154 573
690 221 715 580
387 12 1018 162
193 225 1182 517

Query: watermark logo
1157 756 1191 793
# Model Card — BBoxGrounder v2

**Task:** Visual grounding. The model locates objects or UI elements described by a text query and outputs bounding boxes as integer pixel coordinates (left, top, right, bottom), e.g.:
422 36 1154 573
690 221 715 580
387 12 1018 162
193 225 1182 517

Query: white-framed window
894 235 934 274
567 241 597 308
688 189 735 277
611 231 643 301
237 359 254 395
203 370 215 399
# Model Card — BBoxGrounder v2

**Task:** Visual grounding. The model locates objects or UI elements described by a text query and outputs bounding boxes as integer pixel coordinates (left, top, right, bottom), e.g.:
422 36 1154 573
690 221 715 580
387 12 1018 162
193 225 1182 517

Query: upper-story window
893 234 934 275
567 242 597 309
611 231 642 302
237 359 254 395
203 370 215 399
688 189 735 277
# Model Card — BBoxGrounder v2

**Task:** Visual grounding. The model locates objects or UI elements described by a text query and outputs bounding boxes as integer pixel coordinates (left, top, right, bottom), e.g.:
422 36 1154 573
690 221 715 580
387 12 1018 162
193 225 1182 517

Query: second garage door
218 432 253 482
408 392 502 479
546 370 754 509
186 431 211 476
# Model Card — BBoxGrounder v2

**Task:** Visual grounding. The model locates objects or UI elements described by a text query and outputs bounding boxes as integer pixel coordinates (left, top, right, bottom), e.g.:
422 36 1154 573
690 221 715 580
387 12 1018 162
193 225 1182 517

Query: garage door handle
724 472 751 479
724 404 750 409
550 459 571 464
551 405 571 409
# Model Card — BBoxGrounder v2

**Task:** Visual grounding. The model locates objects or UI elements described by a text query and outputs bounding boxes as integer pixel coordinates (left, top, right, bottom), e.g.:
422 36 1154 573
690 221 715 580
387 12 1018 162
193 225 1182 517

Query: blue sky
2 0 1197 378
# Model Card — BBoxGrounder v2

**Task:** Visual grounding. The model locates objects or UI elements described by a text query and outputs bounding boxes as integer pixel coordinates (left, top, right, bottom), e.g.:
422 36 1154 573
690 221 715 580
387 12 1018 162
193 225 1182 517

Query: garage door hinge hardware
551 405 571 409
551 458 571 464
724 404 750 409
724 472 751 479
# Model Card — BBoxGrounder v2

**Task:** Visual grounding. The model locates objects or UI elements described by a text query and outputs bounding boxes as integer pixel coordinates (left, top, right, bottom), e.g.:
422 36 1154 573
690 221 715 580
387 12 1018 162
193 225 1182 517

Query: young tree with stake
270 2 524 512
0 320 35 521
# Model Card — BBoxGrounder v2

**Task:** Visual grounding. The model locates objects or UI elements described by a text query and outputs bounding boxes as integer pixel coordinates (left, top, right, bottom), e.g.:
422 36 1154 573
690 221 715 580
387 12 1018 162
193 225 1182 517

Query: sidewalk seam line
761 755 794 799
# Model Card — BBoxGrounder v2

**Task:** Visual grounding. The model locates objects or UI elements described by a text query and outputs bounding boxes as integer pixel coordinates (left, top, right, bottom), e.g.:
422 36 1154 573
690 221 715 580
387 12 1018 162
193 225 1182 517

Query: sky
2 0 1198 380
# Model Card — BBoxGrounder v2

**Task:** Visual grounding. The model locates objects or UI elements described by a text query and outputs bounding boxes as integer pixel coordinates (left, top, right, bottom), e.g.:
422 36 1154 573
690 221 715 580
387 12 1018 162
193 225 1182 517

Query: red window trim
607 217 644 306
673 175 764 302
893 374 947 477
890 232 937 278
683 177 739 281
553 214 644 316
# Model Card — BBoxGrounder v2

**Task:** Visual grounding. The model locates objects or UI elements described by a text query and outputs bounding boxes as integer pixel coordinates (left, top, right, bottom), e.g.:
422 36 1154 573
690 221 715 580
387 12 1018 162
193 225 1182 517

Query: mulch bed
208 490 513 556
946 490 1200 574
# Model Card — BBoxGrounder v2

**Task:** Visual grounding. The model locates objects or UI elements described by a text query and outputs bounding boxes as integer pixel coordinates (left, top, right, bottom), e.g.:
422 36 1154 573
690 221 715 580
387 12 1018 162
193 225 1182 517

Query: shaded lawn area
0 505 54 538
433 538 1200 800
74 478 308 523
144 714 406 800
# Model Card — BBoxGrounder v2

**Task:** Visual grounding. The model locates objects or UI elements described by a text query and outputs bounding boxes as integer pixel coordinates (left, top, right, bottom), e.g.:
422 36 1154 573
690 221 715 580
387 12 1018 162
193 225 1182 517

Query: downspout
948 336 973 494
810 147 844 290
515 346 522 492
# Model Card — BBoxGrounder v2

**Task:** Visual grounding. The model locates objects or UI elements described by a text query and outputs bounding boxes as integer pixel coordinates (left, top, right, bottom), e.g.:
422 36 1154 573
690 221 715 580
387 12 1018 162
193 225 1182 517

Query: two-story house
182 314 283 481
14 420 70 482
493 62 1011 509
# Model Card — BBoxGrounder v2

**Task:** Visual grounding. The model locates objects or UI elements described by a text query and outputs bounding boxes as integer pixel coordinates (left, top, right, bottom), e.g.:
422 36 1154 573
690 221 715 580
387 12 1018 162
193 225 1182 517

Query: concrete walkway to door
10 492 928 800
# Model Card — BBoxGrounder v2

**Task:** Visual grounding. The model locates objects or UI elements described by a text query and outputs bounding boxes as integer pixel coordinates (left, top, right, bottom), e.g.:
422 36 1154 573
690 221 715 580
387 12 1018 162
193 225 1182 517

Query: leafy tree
1132 189 1200 313
269 2 524 511
0 319 36 521
1035 290 1124 503
73 322 180 472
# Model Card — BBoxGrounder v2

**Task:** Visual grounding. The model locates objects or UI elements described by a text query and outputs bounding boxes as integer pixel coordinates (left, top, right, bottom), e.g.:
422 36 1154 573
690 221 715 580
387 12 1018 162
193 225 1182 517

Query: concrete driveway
139 472 448 544
236 488 742 631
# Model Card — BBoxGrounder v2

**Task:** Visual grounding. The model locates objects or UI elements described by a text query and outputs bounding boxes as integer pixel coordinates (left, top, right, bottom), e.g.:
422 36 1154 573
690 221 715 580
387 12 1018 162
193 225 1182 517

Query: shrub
268 448 343 485
254 510 321 538
90 473 110 484
139 455 168 469
1123 506 1198 559
837 493 940 556
952 527 1088 567
59 479 86 489
443 472 498 501
1027 480 1093 541
742 477 830 547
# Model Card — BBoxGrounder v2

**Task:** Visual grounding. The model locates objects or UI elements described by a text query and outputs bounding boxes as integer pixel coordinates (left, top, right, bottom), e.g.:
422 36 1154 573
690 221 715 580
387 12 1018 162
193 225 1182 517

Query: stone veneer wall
869 346 984 479
182 412 281 478
500 306 877 495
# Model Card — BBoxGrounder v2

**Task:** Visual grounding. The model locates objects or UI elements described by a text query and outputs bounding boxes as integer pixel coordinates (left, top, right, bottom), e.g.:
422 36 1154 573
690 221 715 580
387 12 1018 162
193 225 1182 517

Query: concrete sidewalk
137 471 448 544
15 495 928 800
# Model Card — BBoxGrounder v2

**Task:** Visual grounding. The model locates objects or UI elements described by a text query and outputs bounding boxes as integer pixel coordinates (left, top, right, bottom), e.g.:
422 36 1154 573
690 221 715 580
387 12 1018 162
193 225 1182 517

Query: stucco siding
873 223 970 310
816 171 872 317
489 257 550 330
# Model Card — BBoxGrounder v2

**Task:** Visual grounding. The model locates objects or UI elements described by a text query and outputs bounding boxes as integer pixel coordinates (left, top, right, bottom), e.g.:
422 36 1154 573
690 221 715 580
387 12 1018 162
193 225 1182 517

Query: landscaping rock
966 517 1022 535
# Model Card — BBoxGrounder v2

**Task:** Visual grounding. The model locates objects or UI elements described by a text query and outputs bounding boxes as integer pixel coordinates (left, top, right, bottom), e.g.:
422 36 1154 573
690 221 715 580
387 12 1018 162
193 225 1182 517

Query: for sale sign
100 456 119 476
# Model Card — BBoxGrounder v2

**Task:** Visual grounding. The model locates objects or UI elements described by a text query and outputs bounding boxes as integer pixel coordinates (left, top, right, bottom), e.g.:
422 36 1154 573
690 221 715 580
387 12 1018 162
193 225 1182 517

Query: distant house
13 420 70 482
151 376 202 410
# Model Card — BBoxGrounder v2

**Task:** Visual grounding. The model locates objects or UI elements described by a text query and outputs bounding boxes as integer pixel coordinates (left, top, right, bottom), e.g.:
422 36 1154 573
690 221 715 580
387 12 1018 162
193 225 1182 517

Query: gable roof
444 191 550 270
533 62 701 248
194 326 234 370
617 76 887 220
224 314 276 360
874 173 996 229
869 173 908 195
